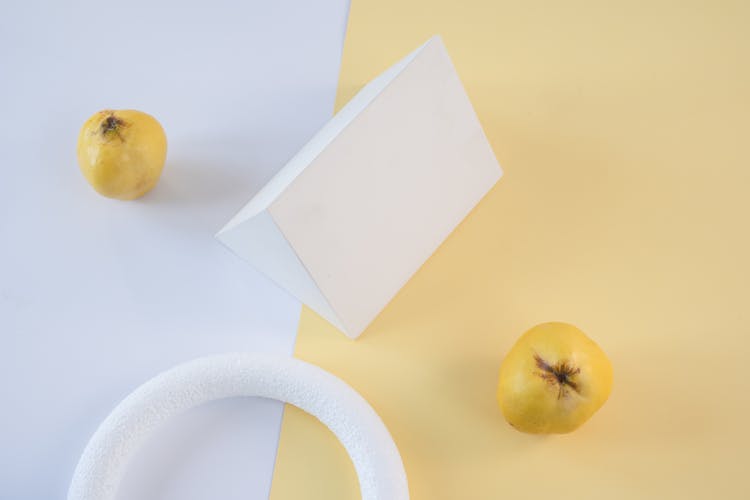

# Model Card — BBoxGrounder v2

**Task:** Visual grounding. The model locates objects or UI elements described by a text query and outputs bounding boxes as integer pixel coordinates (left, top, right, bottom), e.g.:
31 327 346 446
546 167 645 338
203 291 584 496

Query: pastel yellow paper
271 1 750 498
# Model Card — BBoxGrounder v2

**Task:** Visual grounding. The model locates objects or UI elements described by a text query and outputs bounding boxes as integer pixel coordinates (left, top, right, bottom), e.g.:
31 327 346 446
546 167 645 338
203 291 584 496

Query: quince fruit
497 322 613 434
77 109 167 200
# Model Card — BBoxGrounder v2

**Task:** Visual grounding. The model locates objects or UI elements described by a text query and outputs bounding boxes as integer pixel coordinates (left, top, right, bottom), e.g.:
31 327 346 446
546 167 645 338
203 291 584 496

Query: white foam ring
68 353 409 500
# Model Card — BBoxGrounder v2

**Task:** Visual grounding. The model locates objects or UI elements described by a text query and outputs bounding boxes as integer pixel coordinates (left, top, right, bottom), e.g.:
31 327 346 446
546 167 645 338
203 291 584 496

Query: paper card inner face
217 211 345 332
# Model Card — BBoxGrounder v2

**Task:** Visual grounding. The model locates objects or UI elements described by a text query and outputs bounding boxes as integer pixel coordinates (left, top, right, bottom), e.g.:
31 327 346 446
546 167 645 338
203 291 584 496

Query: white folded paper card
217 35 502 338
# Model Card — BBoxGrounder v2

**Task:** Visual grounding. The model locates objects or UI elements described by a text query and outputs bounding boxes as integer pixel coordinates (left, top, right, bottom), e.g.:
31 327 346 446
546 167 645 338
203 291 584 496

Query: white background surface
0 1 349 498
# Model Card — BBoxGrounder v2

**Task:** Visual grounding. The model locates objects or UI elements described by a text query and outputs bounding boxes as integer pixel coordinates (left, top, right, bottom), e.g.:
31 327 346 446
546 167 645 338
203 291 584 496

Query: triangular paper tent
217 36 502 338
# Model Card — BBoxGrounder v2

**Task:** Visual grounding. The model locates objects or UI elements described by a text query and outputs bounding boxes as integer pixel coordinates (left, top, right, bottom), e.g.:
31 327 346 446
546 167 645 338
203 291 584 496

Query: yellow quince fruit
77 109 167 200
497 322 613 434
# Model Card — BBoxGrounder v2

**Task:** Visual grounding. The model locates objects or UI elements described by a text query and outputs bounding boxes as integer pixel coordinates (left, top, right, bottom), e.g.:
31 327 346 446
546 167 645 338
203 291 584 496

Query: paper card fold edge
216 210 347 334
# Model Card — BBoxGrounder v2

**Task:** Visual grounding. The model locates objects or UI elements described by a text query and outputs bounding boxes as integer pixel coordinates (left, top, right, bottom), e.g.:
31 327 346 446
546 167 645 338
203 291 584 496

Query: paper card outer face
218 36 502 338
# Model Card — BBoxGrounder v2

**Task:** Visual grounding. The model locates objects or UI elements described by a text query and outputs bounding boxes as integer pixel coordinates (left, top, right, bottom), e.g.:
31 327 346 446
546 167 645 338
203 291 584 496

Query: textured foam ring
68 353 409 500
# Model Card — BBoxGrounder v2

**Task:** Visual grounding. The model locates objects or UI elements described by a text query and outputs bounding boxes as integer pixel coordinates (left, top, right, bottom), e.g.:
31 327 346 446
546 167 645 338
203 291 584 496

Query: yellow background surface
271 1 750 498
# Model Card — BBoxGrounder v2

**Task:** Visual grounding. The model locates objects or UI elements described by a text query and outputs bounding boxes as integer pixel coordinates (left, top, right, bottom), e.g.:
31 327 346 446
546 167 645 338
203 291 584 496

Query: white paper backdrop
0 1 349 498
